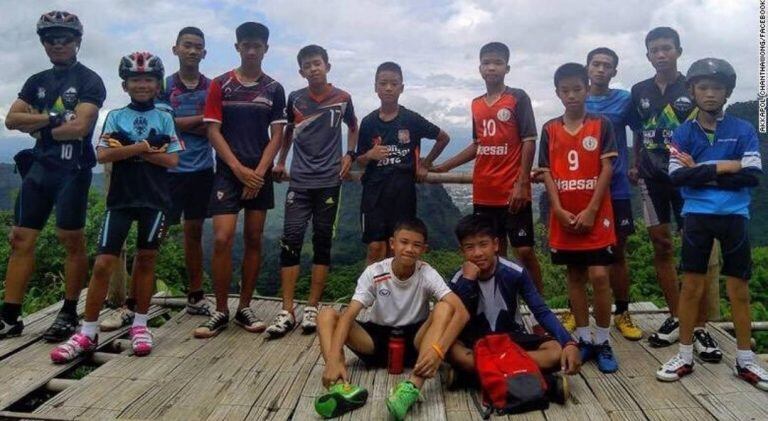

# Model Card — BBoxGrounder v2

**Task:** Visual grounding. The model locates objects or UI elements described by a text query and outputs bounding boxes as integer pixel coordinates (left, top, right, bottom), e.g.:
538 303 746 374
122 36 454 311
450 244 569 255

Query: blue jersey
586 89 636 200
98 103 183 210
158 73 213 173
670 113 763 217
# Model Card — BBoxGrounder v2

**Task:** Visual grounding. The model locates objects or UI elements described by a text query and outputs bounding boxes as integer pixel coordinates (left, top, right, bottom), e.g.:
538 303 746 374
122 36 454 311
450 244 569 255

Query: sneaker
0 318 24 339
301 306 318 333
50 332 97 364
186 296 216 316
314 382 369 419
734 361 768 391
265 310 295 339
614 311 643 341
130 326 153 357
560 311 576 333
648 316 679 348
595 341 619 373
99 307 135 332
386 380 421 421
43 311 79 342
693 329 723 363
578 339 596 363
656 354 694 382
545 373 570 405
234 307 266 333
193 311 229 339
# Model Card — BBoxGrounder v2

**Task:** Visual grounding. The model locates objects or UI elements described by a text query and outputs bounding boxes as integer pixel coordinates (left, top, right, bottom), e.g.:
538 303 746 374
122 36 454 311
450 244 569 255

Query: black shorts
14 163 92 231
97 207 168 256
280 185 341 267
612 199 635 240
207 165 274 215
473 203 535 247
166 169 214 225
638 178 683 229
681 213 752 280
351 321 424 368
460 329 556 351
550 246 616 266
360 173 416 244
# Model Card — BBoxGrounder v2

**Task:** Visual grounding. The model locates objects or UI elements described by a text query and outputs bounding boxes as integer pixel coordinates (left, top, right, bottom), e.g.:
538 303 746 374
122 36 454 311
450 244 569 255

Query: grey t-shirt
286 85 356 188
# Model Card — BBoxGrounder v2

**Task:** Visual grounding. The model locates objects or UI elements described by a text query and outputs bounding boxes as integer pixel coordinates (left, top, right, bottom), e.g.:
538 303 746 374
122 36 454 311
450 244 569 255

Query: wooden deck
0 298 766 420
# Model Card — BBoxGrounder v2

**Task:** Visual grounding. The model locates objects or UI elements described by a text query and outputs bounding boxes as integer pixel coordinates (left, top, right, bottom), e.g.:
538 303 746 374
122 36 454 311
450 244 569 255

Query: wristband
346 150 357 159
564 340 578 349
431 343 445 360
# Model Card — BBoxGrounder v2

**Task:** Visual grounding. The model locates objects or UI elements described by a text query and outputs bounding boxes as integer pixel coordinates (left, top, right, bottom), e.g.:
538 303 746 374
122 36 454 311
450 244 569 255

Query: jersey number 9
567 150 579 171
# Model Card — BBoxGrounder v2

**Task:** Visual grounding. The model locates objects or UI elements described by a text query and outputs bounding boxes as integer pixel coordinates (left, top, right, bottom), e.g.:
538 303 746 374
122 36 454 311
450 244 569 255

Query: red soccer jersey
471 87 537 206
538 114 618 251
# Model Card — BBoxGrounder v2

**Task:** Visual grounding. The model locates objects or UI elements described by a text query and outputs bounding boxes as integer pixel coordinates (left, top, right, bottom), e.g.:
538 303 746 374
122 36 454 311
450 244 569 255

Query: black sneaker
193 311 229 339
545 373 570 405
43 312 79 343
693 329 723 363
648 316 679 348
0 318 24 339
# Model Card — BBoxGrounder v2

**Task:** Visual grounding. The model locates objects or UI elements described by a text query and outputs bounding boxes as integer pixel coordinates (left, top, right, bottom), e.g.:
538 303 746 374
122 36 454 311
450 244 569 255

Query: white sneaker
656 354 694 382
99 307 134 332
735 361 768 391
301 306 318 333
265 310 295 339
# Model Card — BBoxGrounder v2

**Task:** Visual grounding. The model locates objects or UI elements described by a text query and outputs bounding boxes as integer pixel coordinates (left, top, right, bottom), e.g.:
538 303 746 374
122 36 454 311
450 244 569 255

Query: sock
737 349 755 367
679 343 694 364
81 321 99 340
125 298 137 312
595 326 611 345
62 298 78 315
614 300 629 315
188 290 204 304
575 326 591 343
1 302 22 323
132 313 148 328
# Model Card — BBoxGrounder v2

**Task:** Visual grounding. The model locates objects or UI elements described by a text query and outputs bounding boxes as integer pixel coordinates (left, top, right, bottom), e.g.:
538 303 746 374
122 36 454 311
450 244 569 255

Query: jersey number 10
481 119 496 137
61 144 73 160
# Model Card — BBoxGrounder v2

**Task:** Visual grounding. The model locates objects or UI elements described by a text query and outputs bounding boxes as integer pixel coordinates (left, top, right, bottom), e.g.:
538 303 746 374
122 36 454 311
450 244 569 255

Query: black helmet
686 58 736 94
37 11 83 36
119 52 165 81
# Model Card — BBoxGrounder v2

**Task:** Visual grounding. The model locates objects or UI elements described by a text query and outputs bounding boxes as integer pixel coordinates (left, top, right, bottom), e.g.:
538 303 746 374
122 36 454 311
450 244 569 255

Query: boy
1 11 105 342
433 42 544 296
266 45 358 338
314 218 469 420
446 214 580 400
538 63 619 373
657 58 767 391
355 62 450 264
51 52 182 362
194 22 286 338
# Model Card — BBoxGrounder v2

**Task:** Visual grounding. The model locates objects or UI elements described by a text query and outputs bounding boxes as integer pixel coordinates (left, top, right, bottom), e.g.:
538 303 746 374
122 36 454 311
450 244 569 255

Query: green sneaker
314 383 368 419
386 381 421 421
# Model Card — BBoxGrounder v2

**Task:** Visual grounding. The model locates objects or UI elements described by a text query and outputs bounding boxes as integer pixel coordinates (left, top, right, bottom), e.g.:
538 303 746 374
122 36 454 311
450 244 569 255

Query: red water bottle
388 329 405 374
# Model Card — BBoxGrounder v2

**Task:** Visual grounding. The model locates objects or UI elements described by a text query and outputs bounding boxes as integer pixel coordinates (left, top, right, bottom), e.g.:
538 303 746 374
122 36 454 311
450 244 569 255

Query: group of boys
0 10 765 420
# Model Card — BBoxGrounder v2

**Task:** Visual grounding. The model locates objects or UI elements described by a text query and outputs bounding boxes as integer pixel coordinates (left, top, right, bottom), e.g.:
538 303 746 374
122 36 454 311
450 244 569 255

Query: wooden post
706 240 721 321
104 162 129 306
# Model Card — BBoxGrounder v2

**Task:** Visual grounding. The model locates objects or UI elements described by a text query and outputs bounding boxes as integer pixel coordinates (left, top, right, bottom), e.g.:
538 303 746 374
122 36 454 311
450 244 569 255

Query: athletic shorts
612 198 635 240
350 320 424 368
638 178 683 229
166 168 214 225
550 246 616 266
14 162 92 231
459 329 556 351
280 185 341 267
360 173 416 243
681 213 752 280
207 165 274 215
473 202 535 247
97 207 168 256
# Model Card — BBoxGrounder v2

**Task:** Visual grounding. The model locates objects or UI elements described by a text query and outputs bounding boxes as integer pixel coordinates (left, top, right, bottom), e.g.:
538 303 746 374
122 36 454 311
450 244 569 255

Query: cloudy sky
0 0 759 162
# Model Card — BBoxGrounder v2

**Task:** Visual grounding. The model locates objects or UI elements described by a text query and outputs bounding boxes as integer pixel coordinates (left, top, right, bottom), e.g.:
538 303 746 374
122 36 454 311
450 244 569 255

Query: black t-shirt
18 61 106 170
356 106 441 185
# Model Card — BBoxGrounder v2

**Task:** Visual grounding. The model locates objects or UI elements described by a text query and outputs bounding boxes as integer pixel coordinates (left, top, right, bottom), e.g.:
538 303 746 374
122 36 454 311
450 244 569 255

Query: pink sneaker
130 326 153 356
50 332 97 364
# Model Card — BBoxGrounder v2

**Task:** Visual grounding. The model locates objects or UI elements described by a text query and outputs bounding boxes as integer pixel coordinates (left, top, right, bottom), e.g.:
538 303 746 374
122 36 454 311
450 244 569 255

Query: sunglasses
42 34 76 46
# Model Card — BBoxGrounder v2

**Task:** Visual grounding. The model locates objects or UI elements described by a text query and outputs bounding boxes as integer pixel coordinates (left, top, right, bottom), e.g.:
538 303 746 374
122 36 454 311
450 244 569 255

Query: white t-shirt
352 257 451 327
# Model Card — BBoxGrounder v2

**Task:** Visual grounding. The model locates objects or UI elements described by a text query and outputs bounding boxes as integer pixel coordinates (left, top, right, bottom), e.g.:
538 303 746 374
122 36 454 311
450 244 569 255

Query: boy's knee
317 307 339 324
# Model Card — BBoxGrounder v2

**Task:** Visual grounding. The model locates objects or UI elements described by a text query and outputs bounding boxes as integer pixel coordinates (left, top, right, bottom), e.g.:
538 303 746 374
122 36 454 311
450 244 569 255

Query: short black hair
236 22 269 43
554 63 589 88
176 26 204 45
587 47 618 67
297 44 328 67
375 61 403 81
393 217 428 242
479 42 510 63
455 214 497 244
645 26 681 50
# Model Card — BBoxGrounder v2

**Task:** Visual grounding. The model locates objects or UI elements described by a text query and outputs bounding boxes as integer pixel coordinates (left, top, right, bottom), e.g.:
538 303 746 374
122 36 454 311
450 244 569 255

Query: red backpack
473 333 549 417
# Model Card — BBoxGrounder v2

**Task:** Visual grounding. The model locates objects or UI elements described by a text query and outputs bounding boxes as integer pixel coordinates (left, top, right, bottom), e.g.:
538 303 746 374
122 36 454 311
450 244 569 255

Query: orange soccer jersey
538 114 618 251
471 87 537 206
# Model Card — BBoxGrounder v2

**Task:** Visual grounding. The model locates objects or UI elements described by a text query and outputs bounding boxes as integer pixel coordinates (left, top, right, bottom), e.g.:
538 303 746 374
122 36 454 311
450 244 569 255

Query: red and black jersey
538 114 618 251
471 87 537 206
